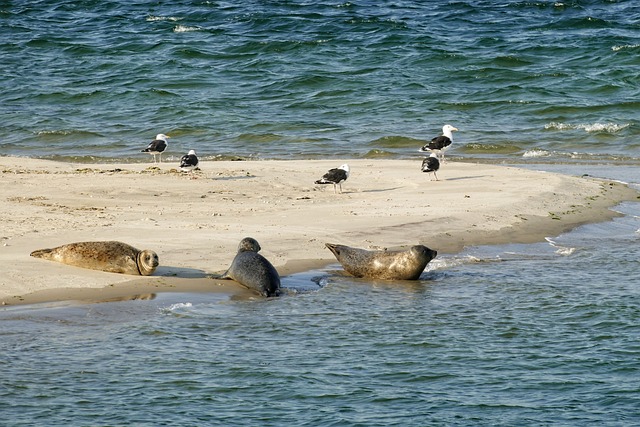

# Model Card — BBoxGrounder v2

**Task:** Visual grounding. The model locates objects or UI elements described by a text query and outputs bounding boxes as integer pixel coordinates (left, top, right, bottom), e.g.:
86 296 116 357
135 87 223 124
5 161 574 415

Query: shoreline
1 156 637 306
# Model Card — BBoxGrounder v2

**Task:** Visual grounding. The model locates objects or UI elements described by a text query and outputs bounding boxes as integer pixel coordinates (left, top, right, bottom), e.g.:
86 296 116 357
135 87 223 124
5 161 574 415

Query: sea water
1 0 638 163
1 1 640 425
1 193 639 426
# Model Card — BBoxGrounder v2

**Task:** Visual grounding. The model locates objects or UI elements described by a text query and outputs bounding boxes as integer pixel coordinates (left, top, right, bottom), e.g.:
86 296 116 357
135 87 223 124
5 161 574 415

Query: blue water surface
1 0 638 162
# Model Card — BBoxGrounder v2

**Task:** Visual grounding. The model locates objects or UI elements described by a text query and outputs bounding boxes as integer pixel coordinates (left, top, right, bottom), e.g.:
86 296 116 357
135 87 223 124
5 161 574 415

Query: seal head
136 249 160 275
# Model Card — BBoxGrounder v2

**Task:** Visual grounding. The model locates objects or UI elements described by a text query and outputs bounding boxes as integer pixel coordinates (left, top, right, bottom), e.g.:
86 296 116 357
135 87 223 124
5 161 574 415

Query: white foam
167 302 192 311
583 123 628 133
426 255 492 272
545 121 629 133
174 25 200 33
612 44 640 51
147 15 182 22
554 246 576 256
546 237 576 256
544 122 572 131
37 130 73 136
523 149 550 158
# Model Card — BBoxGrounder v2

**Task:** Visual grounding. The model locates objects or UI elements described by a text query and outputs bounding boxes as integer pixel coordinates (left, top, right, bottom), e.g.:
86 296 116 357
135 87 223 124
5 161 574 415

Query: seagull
141 133 170 163
180 149 199 173
315 164 350 193
419 124 458 161
421 153 440 181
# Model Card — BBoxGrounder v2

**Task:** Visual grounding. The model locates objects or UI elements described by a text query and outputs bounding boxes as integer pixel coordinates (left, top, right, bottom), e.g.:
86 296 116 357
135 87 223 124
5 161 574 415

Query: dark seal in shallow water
325 243 437 280
210 237 281 297
30 241 159 275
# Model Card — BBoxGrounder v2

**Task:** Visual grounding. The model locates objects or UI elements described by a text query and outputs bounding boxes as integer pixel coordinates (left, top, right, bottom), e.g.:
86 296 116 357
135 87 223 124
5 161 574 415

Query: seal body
325 243 437 280
215 237 281 297
30 241 159 276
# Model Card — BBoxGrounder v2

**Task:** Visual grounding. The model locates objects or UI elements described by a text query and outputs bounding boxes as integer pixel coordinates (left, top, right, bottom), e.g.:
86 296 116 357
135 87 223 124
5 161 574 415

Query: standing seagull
419 124 458 161
180 149 199 173
421 153 440 181
315 164 350 193
141 133 170 163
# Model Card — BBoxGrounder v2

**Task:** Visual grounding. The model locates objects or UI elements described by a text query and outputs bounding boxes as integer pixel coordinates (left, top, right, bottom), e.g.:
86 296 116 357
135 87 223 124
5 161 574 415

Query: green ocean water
1 0 638 163
1 2 640 425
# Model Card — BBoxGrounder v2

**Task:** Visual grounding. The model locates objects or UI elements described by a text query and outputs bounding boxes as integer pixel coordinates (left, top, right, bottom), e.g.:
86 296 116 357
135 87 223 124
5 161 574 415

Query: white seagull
421 153 440 181
141 133 170 163
419 124 458 161
315 164 350 194
180 149 199 173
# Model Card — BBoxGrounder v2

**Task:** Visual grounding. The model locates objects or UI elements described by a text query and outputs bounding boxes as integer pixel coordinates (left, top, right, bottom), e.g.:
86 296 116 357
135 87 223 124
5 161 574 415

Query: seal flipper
207 270 231 280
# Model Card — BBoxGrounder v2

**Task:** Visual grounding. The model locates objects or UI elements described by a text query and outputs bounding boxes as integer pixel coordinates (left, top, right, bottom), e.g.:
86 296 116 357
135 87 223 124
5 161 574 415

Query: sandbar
0 156 636 305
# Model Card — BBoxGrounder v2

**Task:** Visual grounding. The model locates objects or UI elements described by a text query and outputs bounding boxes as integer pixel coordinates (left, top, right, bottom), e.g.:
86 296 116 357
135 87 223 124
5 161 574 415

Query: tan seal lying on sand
209 237 281 297
30 241 159 276
325 243 437 280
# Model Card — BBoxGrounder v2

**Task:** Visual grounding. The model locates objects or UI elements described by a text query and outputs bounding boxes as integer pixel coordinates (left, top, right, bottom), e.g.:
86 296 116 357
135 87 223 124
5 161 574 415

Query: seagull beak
451 127 459 132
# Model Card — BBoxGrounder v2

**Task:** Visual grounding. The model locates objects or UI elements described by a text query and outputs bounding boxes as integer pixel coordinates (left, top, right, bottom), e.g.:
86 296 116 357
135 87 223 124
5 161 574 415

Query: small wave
371 135 422 148
37 130 74 136
612 44 640 52
160 302 194 316
236 133 282 144
521 150 633 162
523 149 551 158
545 238 576 256
174 25 201 33
583 123 629 133
426 255 498 272
544 122 630 133
35 129 102 138
459 143 522 154
168 302 192 311
554 246 576 256
364 149 394 158
147 15 182 22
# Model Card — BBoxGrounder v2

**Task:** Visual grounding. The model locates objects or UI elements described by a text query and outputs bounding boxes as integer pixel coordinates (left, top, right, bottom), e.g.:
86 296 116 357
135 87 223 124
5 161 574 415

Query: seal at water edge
325 243 437 280
30 241 159 275
209 237 281 297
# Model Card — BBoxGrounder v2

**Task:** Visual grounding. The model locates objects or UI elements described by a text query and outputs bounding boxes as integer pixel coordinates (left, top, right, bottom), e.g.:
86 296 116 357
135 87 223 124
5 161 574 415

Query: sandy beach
0 156 636 305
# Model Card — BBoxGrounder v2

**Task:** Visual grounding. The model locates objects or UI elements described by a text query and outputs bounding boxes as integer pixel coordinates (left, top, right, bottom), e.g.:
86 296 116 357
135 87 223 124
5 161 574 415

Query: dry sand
0 156 636 305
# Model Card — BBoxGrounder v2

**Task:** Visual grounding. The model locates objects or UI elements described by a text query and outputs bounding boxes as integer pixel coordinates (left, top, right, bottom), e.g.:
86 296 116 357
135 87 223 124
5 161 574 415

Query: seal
30 241 159 276
210 237 281 297
325 243 437 280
